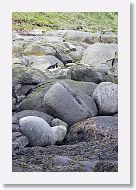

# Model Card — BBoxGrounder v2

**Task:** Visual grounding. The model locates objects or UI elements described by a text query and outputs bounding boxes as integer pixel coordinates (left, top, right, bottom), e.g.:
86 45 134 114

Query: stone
43 82 97 125
12 132 23 141
24 43 49 56
30 55 63 72
76 89 98 117
45 30 67 37
71 66 115 83
12 124 20 132
51 118 68 128
31 29 45 36
12 32 24 41
19 116 55 146
69 46 84 62
47 68 71 80
17 95 26 102
101 32 118 44
64 42 76 51
16 85 36 96
63 30 100 44
81 43 118 68
93 160 118 172
13 65 48 85
12 41 26 58
80 160 99 172
23 43 56 56
18 79 97 112
12 98 16 111
52 155 72 166
40 36 64 43
12 58 22 65
92 82 118 115
15 136 29 147
55 50 73 64
12 110 54 126
52 125 67 144
65 116 118 144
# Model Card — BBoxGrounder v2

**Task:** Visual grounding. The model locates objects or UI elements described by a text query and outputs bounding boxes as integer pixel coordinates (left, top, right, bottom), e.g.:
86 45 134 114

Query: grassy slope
12 12 117 32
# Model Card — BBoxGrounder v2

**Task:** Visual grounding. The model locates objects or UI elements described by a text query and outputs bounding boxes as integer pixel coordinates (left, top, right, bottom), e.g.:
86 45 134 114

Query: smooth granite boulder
92 82 118 115
19 116 55 146
43 82 98 125
71 66 115 83
80 43 118 68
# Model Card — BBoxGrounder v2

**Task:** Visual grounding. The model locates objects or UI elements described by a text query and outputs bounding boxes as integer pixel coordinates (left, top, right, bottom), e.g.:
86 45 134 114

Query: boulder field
12 29 118 172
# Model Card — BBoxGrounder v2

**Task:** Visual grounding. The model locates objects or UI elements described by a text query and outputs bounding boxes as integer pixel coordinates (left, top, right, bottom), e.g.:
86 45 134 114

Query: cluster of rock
12 29 118 172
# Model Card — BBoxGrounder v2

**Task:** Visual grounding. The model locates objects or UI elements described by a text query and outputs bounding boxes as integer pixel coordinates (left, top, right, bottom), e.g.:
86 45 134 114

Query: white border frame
0 0 130 184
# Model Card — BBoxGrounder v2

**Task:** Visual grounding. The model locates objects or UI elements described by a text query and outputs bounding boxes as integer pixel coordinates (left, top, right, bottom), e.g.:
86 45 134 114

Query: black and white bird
47 63 58 70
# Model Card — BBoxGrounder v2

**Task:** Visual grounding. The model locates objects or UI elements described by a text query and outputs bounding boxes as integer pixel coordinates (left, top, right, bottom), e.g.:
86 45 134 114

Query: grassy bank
12 12 117 32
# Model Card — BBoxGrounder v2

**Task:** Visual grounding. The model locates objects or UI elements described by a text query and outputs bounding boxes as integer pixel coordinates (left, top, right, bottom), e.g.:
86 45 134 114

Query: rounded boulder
19 116 55 146
92 82 118 115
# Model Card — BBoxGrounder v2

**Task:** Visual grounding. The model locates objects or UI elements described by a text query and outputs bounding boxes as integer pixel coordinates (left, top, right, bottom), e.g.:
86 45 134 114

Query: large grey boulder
43 82 98 125
65 116 118 144
71 66 115 83
63 30 100 44
19 116 55 146
30 55 63 72
23 43 56 56
12 65 48 102
80 43 118 68
13 65 48 85
92 82 118 115
18 79 97 112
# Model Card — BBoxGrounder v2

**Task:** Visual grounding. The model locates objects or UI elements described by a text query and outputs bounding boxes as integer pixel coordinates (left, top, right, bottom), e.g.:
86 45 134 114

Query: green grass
12 12 118 32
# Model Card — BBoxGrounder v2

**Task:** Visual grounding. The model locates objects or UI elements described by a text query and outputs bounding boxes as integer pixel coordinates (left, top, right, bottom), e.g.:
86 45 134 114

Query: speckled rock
92 82 118 115
65 116 118 144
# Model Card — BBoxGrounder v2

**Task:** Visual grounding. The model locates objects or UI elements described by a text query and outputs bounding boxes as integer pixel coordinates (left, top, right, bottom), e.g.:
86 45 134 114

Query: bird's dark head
56 63 58 68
